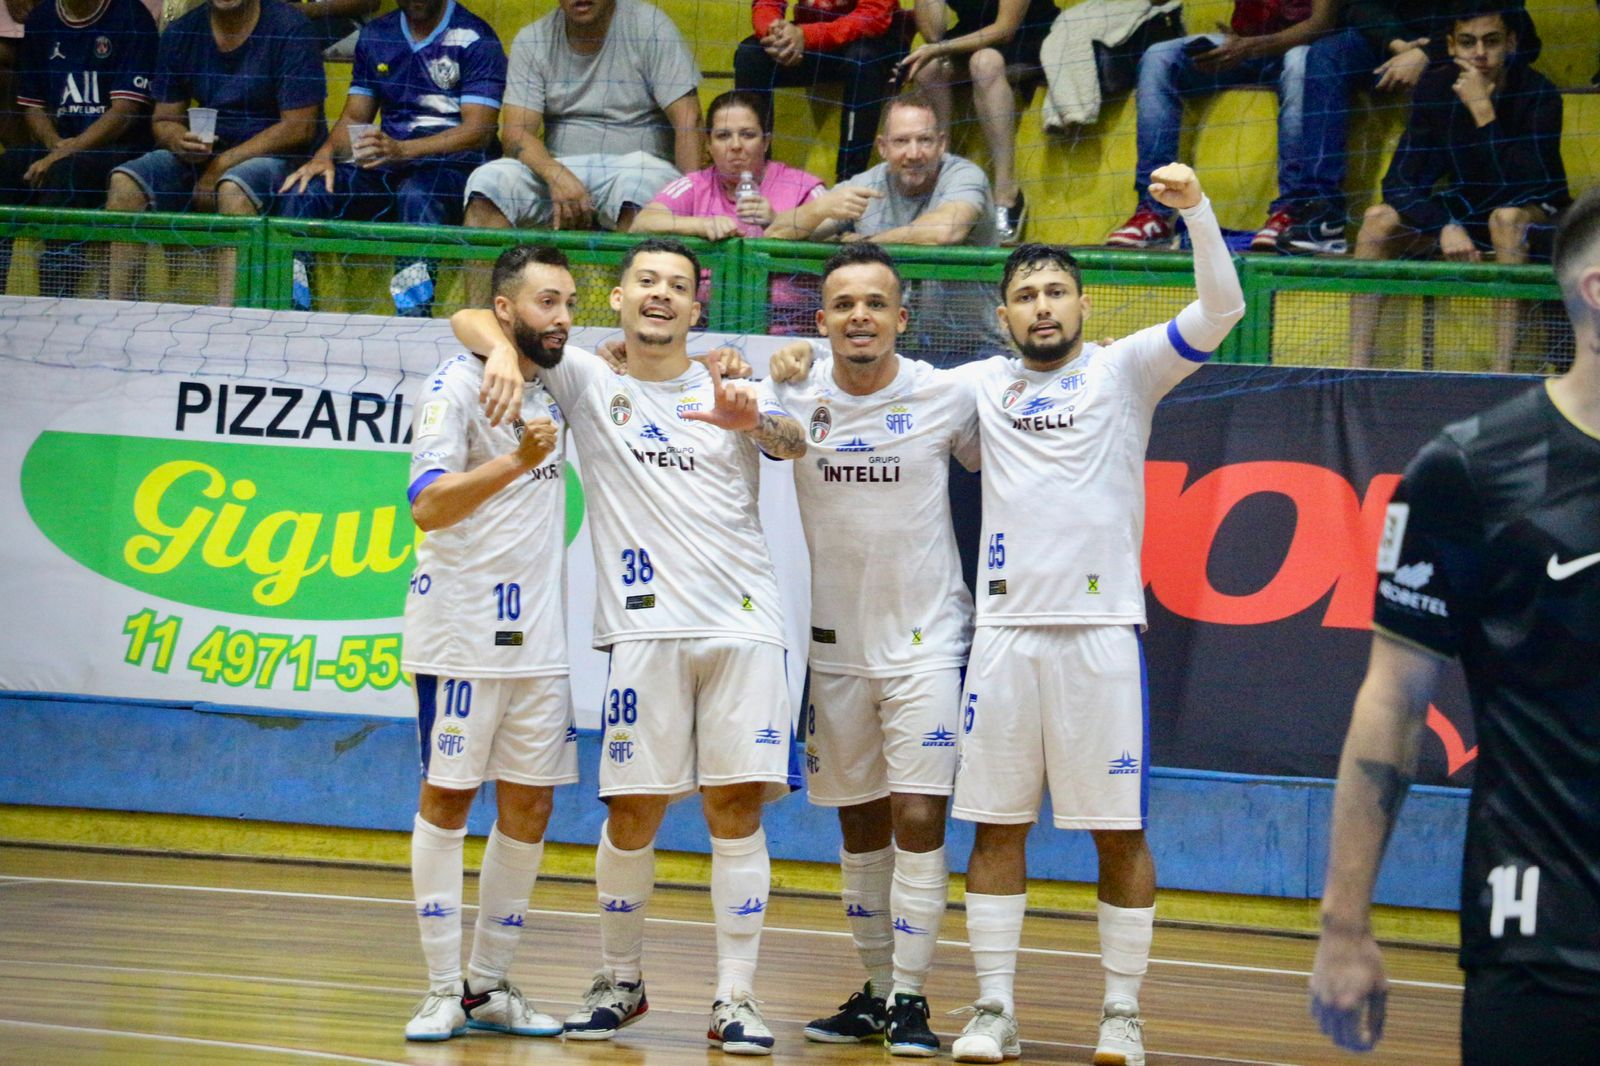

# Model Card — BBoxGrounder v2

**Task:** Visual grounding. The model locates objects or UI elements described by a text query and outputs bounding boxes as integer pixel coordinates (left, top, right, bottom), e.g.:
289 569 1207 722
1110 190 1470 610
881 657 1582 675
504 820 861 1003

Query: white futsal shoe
951 997 1021 1062
1093 1001 1146 1065
708 993 776 1055
463 980 562 1036
405 983 467 1041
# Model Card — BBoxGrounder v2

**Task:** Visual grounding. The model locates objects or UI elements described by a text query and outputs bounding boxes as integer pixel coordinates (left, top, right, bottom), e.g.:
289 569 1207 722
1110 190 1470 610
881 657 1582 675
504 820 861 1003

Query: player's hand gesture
1309 922 1389 1052
767 340 815 383
700 346 752 378
1148 163 1202 211
513 416 558 469
681 351 760 432
480 341 524 426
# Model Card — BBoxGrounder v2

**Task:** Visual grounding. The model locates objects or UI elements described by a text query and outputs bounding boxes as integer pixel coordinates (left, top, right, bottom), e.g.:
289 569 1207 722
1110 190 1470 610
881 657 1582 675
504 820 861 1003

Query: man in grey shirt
463 0 701 296
768 90 1006 365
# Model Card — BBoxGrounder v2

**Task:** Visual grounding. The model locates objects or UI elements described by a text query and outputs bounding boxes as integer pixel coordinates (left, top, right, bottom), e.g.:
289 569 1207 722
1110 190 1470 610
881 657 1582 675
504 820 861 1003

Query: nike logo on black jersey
1546 551 1600 581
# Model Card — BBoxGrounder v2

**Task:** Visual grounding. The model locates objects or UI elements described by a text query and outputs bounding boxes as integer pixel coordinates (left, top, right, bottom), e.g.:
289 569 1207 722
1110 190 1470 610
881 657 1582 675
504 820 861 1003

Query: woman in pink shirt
634 90 826 332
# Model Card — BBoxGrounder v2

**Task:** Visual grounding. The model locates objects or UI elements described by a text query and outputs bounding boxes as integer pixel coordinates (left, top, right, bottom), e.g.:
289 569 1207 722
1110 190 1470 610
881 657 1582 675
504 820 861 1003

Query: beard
512 319 565 369
1015 320 1082 365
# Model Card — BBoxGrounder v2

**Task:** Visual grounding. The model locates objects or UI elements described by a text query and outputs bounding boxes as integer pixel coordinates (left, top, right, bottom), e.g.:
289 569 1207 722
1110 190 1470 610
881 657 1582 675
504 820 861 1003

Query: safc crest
428 56 460 90
885 405 912 434
1002 379 1027 409
608 392 633 425
809 405 831 443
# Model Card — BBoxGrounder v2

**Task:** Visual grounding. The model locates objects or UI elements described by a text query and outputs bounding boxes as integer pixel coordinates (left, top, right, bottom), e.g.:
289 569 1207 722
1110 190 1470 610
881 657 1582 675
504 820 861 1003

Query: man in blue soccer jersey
400 243 579 1042
455 237 809 1055
279 0 505 316
0 0 155 295
1312 187 1600 1062
107 0 325 306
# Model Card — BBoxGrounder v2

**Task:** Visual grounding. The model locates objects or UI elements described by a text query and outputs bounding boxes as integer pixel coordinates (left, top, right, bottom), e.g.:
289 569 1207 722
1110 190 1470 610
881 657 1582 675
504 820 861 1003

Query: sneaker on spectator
563 969 648 1039
462 979 562 1037
1250 208 1295 253
1092 1001 1145 1065
886 992 940 1057
1277 205 1349 255
950 998 1021 1062
708 993 776 1055
996 190 1027 246
1106 207 1173 249
405 983 467 1042
804 982 887 1043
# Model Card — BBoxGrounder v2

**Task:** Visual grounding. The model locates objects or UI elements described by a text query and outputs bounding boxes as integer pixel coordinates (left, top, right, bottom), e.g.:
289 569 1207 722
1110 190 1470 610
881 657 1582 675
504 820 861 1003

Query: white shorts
464 152 681 229
599 637 796 801
953 625 1148 831
416 673 579 790
803 668 962 806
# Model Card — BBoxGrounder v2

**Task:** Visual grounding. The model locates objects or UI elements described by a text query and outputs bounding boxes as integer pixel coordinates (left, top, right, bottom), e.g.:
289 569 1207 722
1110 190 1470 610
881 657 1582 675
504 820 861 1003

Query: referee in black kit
1311 186 1600 1062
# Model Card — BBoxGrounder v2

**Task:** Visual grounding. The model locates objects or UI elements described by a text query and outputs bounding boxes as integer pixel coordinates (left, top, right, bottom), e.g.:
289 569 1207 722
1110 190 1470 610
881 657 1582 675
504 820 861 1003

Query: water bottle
736 170 758 205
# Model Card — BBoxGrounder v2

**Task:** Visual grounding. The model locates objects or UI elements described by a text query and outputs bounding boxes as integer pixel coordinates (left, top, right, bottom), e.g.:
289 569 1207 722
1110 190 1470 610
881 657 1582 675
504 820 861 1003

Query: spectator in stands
899 0 1059 244
278 0 505 317
289 0 380 53
1277 2 1512 254
633 89 827 331
1037 0 1183 134
460 0 699 302
768 89 1007 363
1105 0 1338 253
107 0 325 307
0 0 156 297
0 0 35 148
1350 5 1568 372
732 0 903 183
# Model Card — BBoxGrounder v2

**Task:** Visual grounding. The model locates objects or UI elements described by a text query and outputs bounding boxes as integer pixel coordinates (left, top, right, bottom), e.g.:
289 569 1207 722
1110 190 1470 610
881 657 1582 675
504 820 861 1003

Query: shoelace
413 988 458 1017
1101 1013 1143 1040
724 993 769 1028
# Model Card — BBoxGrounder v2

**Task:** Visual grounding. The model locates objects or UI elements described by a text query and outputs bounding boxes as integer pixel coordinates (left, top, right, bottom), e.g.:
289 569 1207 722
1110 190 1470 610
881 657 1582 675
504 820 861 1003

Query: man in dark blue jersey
1312 185 1600 1062
279 0 504 316
0 0 155 295
106 0 325 306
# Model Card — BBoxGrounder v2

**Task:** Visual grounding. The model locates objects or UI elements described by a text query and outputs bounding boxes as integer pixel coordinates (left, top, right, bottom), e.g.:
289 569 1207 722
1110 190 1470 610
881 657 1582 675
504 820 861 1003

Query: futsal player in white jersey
952 165 1244 1065
400 244 581 1042
454 237 809 1056
760 244 980 1057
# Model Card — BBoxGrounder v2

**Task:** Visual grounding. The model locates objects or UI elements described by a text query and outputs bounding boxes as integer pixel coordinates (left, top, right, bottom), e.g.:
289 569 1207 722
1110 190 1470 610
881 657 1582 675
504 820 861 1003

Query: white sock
965 892 1026 1016
466 823 544 993
596 820 655 985
840 845 896 999
411 814 467 987
710 828 770 1002
1098 901 1154 1012
890 845 948 997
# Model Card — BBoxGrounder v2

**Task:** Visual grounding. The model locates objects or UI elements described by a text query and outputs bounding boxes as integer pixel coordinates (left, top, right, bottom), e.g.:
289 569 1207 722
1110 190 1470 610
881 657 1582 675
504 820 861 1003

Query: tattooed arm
1309 631 1444 1052
745 411 807 460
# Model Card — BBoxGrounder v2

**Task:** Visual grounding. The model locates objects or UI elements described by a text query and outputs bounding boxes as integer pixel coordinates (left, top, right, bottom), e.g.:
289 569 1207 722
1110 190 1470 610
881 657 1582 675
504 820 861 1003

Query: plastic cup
187 107 218 145
346 123 378 163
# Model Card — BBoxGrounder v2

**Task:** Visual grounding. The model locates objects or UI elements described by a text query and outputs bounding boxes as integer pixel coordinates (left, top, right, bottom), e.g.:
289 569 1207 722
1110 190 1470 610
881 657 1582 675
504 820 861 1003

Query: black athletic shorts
1461 964 1600 1066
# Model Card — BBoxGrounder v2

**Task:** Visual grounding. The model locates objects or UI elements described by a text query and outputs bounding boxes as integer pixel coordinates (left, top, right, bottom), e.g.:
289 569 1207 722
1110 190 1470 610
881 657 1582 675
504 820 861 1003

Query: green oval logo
21 432 585 620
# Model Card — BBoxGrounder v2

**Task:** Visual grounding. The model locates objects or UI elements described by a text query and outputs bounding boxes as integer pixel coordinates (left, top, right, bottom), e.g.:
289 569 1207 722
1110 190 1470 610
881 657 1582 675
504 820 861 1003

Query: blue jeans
1289 28 1383 212
1133 34 1308 214
279 159 473 314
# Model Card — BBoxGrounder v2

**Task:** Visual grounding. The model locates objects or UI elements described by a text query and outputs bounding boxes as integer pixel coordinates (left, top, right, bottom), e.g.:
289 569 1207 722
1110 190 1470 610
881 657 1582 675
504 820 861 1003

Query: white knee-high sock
710 828 770 1002
466 823 544 992
1098 901 1154 1011
965 892 1027 1016
411 814 468 988
596 820 655 985
840 845 896 999
891 845 948 997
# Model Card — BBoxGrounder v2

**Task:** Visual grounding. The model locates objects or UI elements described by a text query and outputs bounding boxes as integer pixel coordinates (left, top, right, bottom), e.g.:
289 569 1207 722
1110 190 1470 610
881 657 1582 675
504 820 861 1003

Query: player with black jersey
1312 186 1600 1062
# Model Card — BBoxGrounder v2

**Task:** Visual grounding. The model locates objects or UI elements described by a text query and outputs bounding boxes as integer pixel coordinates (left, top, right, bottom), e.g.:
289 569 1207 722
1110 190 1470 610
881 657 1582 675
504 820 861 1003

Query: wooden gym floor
0 845 1461 1065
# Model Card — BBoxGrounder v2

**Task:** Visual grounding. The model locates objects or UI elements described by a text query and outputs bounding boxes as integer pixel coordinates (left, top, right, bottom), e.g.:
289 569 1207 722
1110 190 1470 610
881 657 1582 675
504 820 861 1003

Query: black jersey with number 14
1372 382 1600 975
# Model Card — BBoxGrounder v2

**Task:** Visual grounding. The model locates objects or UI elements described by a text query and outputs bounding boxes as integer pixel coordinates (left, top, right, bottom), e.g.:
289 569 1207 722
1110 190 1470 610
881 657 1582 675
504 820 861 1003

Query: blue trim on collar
402 0 456 52
1166 319 1212 364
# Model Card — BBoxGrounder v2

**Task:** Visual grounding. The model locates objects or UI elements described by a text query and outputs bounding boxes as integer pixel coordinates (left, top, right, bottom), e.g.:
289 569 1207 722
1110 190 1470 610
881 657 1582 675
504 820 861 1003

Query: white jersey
972 321 1201 626
768 355 979 676
403 353 568 677
539 347 787 649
